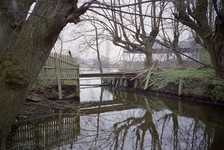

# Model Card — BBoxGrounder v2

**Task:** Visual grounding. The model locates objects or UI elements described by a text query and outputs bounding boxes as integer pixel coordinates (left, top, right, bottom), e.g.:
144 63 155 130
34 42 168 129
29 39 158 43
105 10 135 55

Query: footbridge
79 72 138 87
79 72 137 78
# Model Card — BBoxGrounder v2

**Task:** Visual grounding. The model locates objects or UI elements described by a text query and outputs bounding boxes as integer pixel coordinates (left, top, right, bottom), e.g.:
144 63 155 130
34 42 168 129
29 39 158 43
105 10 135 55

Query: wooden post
124 79 128 87
55 53 63 100
119 78 123 86
75 65 80 98
134 79 138 88
144 64 154 90
112 78 115 86
178 77 183 96
115 79 119 87
139 78 143 89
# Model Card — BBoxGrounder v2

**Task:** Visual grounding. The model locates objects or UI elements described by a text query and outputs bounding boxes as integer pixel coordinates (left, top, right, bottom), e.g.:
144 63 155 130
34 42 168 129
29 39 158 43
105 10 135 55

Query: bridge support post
124 79 128 87
119 78 123 86
112 78 115 86
134 79 138 88
115 79 119 87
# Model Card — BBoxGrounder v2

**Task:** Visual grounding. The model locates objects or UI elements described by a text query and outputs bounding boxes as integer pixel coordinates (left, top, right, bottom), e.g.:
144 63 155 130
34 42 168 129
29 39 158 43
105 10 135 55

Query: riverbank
112 68 224 104
15 68 224 124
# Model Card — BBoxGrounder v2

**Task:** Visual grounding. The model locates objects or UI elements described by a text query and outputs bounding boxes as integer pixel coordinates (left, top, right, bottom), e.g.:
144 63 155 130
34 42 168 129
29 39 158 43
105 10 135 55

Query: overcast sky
27 0 192 64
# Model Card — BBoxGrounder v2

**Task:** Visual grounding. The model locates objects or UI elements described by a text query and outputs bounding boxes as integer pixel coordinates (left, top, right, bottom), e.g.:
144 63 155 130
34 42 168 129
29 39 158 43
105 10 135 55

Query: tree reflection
106 94 216 150
108 96 163 150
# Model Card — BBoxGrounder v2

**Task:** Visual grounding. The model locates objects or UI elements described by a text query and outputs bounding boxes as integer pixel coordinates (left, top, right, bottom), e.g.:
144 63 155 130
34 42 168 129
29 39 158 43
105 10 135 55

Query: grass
150 68 224 101
160 69 216 79
155 69 216 86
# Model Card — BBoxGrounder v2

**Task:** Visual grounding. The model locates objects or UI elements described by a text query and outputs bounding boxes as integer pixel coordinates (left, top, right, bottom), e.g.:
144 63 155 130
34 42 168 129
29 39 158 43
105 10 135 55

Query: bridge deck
80 72 137 78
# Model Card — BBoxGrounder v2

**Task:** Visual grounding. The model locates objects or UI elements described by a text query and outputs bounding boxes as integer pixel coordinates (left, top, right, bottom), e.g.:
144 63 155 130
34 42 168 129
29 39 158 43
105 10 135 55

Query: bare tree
172 0 224 77
91 0 168 68
160 11 186 69
84 16 104 73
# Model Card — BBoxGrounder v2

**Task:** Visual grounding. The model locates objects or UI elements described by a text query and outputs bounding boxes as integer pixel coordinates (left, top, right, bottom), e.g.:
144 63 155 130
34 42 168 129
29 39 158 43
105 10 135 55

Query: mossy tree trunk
0 0 89 149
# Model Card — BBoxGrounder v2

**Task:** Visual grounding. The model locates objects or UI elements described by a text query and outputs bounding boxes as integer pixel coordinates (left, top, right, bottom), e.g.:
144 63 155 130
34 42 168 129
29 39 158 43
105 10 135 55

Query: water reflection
80 86 113 102
9 87 224 150
10 111 80 150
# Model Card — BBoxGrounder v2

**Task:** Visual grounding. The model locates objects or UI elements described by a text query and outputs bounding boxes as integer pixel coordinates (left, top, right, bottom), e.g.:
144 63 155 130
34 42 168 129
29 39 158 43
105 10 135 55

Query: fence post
178 77 183 96
55 53 63 99
75 65 80 98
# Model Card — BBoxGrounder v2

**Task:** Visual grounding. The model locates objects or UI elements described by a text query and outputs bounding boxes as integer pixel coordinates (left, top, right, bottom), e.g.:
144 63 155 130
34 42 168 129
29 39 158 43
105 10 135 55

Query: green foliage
165 69 215 79
211 86 224 101
154 83 164 90
150 69 224 101
153 69 212 91
194 86 207 95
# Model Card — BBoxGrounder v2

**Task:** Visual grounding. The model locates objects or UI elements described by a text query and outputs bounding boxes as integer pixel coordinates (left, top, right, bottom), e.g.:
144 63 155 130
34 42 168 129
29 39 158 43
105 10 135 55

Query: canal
8 84 224 150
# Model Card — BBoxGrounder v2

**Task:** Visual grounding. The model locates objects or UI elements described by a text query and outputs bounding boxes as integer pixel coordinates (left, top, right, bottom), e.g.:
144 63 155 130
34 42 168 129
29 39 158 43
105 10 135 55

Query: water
9 86 224 150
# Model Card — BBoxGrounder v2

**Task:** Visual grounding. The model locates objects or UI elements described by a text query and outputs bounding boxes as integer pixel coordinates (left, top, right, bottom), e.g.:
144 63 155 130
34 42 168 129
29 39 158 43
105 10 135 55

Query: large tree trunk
212 16 224 77
145 52 153 68
199 19 224 77
198 16 224 77
0 0 87 149
173 0 224 77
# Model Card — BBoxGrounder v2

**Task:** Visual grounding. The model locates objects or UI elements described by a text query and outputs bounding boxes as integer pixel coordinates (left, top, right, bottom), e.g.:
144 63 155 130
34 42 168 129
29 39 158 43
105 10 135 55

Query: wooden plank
49 54 53 85
75 67 80 98
49 55 79 67
38 78 79 80
144 64 154 90
79 83 110 86
130 68 150 81
42 66 56 69
80 72 136 78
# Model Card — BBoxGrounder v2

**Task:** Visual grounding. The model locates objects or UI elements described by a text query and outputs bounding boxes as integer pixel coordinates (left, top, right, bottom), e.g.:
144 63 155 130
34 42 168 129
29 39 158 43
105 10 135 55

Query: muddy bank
14 85 79 125
29 85 79 100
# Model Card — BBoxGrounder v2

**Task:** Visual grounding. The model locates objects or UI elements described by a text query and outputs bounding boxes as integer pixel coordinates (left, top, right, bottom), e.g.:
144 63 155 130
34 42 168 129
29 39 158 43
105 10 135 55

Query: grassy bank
149 69 224 102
